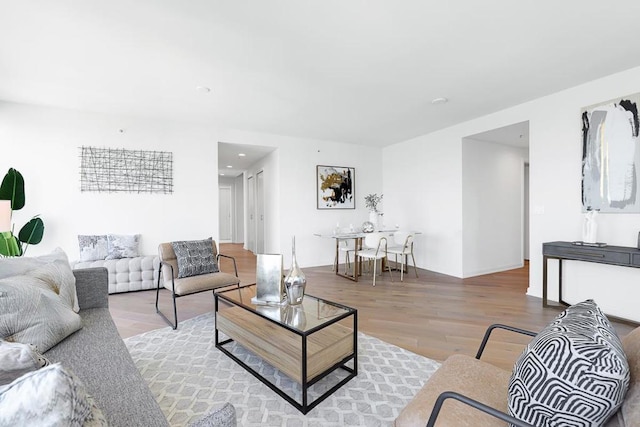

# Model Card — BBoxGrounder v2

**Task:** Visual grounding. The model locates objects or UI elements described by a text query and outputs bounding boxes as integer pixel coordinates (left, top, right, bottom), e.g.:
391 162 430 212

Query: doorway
256 170 265 254
247 175 256 253
219 186 232 242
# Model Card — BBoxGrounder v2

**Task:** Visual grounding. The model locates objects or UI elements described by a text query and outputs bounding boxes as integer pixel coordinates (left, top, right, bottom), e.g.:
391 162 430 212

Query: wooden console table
543 241 640 325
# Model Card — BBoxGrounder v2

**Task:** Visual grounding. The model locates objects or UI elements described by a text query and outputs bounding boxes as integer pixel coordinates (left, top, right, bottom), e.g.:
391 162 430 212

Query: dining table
314 229 399 282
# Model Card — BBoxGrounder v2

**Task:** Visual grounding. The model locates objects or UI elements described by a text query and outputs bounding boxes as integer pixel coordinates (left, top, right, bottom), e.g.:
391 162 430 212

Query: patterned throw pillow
508 299 629 426
0 363 107 426
0 340 50 386
78 235 108 262
0 274 82 353
188 402 236 427
105 234 140 260
172 238 219 279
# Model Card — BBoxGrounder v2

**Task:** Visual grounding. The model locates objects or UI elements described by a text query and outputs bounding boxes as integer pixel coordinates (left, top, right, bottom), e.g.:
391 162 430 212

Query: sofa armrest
427 391 535 427
475 324 537 359
73 267 109 310
217 254 238 277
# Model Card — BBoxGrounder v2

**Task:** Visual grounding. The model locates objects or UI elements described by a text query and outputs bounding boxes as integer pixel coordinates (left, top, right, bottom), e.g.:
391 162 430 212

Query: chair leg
411 252 419 278
400 254 405 282
156 263 178 330
372 258 377 286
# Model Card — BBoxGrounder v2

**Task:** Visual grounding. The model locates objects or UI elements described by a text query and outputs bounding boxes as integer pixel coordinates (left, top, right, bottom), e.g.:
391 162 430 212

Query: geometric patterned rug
124 312 440 426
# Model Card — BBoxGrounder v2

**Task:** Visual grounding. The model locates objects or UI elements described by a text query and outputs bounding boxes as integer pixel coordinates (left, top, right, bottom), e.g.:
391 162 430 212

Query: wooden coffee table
214 284 357 414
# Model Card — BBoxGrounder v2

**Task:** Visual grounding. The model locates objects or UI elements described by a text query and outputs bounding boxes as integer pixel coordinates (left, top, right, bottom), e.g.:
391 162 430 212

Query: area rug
124 312 440 426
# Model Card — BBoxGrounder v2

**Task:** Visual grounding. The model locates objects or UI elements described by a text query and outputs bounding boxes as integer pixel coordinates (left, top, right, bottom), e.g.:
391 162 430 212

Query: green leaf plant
0 168 45 256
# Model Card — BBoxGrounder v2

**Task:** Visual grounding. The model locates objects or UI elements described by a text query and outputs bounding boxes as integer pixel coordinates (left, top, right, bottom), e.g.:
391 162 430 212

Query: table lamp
0 200 11 232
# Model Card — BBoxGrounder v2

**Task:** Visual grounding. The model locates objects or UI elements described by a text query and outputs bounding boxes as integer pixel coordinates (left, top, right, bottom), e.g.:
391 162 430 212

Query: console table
543 241 640 324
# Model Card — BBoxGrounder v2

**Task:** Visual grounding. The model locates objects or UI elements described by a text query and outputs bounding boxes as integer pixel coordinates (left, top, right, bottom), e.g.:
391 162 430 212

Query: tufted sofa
72 255 159 294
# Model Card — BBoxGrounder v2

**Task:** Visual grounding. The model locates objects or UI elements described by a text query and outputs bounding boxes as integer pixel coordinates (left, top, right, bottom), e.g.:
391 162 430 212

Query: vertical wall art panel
80 146 173 193
316 165 355 209
581 94 640 212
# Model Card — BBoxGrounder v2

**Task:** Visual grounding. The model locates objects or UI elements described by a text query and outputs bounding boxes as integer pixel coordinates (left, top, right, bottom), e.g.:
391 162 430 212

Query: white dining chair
356 232 393 286
387 231 418 281
333 237 355 274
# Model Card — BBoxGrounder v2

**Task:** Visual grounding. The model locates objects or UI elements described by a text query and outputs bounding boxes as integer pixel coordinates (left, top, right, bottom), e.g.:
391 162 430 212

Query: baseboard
462 262 524 278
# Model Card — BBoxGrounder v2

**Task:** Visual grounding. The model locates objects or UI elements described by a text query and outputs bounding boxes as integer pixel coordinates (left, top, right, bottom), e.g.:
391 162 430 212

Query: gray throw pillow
508 299 629 426
105 234 140 260
78 235 108 262
0 363 107 426
172 238 219 278
0 340 50 386
188 402 236 427
0 274 82 353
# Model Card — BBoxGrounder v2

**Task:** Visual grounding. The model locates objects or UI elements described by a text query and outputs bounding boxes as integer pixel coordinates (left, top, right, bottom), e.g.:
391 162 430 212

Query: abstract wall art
581 93 640 212
317 165 355 209
79 146 173 194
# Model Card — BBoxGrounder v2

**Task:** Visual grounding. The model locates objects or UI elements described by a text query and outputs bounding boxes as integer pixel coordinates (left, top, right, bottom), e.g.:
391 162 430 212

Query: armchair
156 240 240 329
396 318 640 427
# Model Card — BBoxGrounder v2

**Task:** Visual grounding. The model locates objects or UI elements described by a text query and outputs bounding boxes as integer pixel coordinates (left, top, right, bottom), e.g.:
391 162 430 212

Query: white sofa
72 255 159 294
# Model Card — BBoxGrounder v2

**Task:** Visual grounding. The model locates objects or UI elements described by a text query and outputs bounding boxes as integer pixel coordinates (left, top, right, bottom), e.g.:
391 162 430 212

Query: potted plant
0 168 45 256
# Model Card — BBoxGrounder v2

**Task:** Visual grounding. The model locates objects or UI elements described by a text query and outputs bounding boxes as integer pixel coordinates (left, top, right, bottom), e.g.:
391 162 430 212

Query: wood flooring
109 243 635 371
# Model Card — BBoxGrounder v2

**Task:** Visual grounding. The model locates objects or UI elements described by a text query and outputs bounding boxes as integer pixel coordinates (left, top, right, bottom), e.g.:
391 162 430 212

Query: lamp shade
0 200 11 232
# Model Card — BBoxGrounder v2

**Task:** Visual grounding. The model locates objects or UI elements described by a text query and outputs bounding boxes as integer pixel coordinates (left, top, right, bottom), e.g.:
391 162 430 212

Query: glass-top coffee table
215 284 357 414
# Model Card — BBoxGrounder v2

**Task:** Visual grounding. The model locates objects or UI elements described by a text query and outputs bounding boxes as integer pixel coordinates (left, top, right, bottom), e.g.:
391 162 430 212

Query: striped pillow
508 300 629 426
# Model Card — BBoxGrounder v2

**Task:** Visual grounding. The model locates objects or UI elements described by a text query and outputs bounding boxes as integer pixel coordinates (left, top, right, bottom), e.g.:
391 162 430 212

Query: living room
2 1 640 426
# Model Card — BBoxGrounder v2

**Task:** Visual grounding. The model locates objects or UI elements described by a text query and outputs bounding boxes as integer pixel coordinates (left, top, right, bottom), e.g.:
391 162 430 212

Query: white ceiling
218 142 276 178
2 1 640 147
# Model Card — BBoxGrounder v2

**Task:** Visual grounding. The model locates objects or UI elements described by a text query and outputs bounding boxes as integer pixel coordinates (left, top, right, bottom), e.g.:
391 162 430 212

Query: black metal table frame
542 241 639 325
214 288 358 414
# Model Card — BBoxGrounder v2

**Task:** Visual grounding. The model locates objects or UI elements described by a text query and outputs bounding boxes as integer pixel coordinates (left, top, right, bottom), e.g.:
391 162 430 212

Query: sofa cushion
105 234 140 260
172 238 219 278
508 299 629 427
0 272 82 353
78 235 108 262
0 363 107 426
394 354 509 427
0 340 50 386
0 247 69 280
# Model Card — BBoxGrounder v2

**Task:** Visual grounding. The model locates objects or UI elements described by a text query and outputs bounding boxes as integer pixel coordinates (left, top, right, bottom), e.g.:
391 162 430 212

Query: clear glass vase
284 236 306 305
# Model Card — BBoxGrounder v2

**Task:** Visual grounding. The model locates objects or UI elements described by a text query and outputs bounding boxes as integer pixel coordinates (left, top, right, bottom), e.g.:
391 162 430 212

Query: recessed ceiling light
196 86 211 93
238 153 246 157
431 97 448 105
226 165 233 168
220 173 225 176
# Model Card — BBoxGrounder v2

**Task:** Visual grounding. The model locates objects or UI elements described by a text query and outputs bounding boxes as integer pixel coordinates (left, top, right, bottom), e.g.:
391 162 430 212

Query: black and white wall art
80 146 173 194
581 93 640 212
316 165 355 209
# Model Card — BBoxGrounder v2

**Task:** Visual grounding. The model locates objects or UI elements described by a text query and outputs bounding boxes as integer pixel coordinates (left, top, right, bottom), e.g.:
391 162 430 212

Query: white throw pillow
0 340 50 386
78 235 108 262
105 234 140 260
0 247 69 280
0 363 107 427
0 274 82 353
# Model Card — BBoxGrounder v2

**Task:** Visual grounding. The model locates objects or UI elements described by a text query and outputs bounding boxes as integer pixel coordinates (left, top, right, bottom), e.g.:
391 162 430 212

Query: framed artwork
316 165 355 209
581 93 640 212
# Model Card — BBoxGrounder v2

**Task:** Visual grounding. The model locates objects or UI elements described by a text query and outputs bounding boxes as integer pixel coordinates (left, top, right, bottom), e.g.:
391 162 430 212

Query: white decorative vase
582 210 598 243
369 211 379 230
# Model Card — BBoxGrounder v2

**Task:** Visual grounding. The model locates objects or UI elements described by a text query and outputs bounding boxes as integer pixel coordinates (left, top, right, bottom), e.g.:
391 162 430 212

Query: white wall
382 129 464 277
384 65 640 322
0 101 220 259
462 139 527 277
